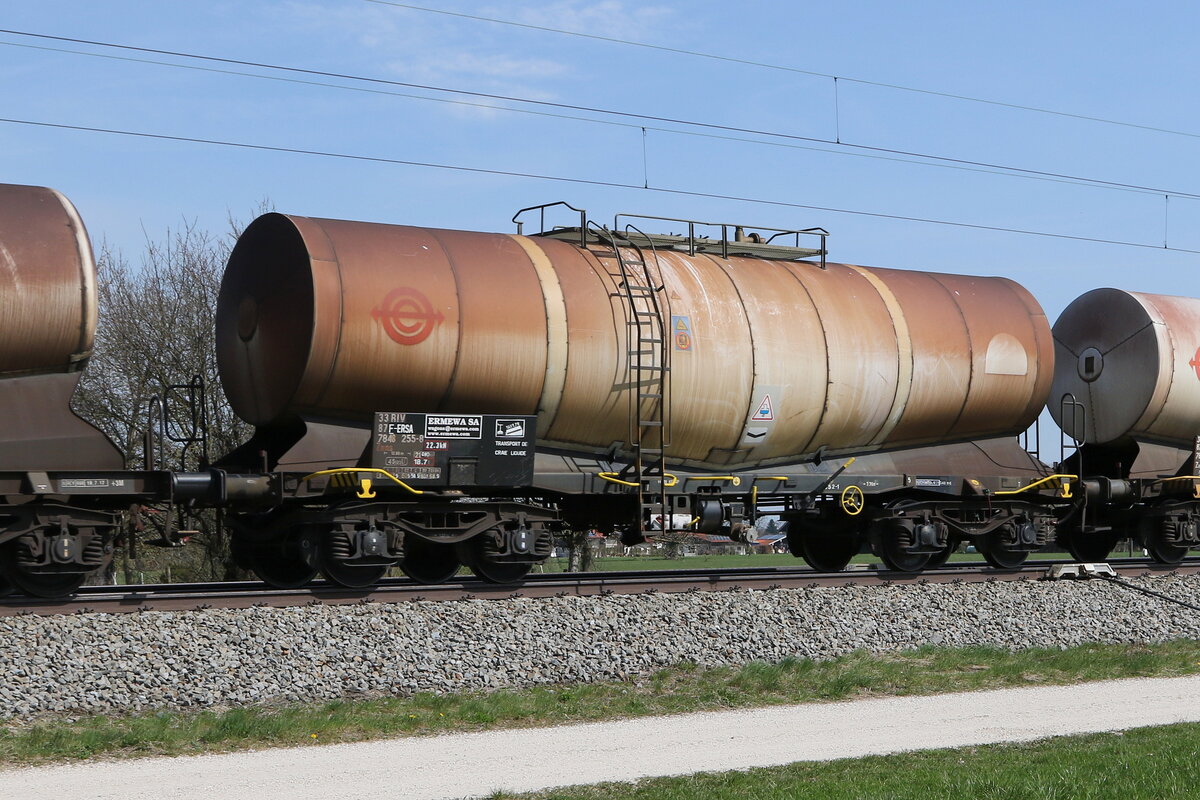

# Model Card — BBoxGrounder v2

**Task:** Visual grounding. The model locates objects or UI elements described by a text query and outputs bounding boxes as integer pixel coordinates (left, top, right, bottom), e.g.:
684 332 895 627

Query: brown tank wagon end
0 183 122 471
1051 288 1200 449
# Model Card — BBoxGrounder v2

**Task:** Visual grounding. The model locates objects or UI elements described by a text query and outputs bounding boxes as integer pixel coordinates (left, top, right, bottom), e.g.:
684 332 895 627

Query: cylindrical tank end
1051 287 1200 448
216 213 317 426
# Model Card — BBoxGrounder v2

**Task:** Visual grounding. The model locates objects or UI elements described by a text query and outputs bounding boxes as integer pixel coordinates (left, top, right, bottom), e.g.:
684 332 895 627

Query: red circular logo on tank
1191 347 1200 381
372 288 444 345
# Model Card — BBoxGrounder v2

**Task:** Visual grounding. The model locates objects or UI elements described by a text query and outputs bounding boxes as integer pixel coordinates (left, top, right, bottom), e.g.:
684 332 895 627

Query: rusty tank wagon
1 189 1199 597
212 202 1063 578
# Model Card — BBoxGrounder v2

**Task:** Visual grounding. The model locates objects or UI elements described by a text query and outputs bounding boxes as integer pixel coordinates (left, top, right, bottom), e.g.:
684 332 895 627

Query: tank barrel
216 212 1054 470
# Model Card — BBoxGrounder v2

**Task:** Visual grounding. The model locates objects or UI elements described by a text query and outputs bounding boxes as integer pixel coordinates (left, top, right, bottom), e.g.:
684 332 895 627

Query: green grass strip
490 723 1200 799
3 639 1200 765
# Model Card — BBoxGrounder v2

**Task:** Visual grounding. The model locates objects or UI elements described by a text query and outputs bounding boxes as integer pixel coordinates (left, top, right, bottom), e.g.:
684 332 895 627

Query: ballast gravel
4 574 1200 720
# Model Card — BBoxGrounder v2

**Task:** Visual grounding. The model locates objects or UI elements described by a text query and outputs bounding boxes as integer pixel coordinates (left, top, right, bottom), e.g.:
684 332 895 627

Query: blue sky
2 0 1199 327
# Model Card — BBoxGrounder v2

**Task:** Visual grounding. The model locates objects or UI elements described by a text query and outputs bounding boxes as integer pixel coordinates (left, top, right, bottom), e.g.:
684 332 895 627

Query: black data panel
371 413 536 487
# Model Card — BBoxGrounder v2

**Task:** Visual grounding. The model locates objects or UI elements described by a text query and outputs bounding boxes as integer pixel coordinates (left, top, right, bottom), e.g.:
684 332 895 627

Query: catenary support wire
3 114 1200 256
365 0 1200 143
2 31 1200 201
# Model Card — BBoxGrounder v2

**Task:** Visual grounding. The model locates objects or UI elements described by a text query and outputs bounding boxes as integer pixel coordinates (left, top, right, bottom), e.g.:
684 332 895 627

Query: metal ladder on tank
589 221 672 534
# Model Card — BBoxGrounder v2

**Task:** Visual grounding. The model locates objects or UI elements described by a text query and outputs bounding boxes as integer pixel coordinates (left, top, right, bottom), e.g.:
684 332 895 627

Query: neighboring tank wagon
0 183 122 471
1050 288 1200 563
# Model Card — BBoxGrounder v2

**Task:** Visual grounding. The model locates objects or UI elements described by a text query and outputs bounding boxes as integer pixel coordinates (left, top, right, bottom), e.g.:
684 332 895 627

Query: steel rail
3 558 1198 616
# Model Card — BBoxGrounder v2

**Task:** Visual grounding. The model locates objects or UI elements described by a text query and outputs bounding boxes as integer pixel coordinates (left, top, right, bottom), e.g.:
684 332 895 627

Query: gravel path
4 675 1200 799
5 574 1200 720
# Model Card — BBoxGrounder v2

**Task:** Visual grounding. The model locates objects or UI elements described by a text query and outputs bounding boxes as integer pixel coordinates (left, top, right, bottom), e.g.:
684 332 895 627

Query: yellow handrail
994 473 1077 498
598 472 640 487
301 467 425 497
686 475 743 486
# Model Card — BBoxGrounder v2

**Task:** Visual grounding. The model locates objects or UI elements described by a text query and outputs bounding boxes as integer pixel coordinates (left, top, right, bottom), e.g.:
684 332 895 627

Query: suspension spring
81 532 107 566
327 529 354 560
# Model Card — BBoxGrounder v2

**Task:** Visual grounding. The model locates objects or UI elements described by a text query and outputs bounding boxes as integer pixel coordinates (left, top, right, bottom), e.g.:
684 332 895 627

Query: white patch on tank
984 333 1028 376
742 385 782 446
0 241 20 293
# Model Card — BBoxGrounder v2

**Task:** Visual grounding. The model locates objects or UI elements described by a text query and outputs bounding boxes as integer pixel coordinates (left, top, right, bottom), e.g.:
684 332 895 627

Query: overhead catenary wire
3 114 1197 256
0 39 1178 200
365 0 1200 143
2 30 1200 202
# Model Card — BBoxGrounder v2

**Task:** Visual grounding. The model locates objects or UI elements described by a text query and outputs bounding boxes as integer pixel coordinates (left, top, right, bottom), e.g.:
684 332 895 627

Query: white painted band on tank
511 235 568 438
848 265 912 446
927 273 976 439
691 251 762 456
50 187 97 365
779 262 831 457
1129 293 1177 438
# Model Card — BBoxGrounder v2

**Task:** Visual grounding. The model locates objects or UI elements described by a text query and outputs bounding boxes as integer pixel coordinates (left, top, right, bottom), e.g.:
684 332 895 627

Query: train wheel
470 558 533 584
400 536 461 584
924 540 957 569
1146 536 1188 565
877 535 931 573
798 533 859 572
1059 530 1116 562
5 569 86 599
320 559 389 589
978 539 1028 569
459 537 533 584
0 542 86 598
236 533 319 590
318 528 390 589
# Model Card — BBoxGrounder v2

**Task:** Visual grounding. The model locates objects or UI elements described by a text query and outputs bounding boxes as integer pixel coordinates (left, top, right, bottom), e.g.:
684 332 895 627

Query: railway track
4 558 1198 616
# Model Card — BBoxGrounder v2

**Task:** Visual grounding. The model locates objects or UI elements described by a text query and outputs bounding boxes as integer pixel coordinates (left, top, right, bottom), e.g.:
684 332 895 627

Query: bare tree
75 211 265 582
563 530 595 572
